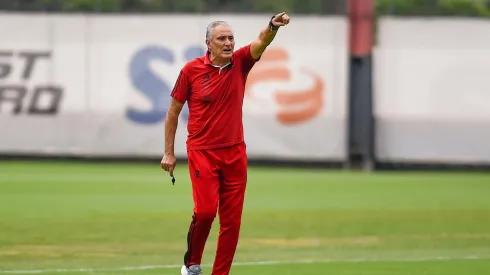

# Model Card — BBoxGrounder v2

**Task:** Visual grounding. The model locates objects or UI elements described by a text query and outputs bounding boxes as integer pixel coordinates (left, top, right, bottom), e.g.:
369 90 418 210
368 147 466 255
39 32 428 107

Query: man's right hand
161 153 177 177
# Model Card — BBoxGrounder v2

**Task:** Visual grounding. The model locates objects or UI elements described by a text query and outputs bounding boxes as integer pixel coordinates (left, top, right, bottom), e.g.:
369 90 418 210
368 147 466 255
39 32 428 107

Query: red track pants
184 142 247 275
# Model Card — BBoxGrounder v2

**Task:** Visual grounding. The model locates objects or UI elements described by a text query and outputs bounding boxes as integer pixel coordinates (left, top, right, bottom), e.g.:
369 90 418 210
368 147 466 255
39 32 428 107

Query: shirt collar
204 50 233 67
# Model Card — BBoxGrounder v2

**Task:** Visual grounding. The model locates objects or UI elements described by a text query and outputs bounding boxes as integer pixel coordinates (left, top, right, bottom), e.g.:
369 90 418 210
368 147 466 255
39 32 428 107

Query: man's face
207 24 235 61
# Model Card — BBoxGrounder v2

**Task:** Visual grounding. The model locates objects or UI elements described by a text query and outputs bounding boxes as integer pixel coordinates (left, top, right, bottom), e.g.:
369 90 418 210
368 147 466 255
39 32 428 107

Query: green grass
1 160 490 274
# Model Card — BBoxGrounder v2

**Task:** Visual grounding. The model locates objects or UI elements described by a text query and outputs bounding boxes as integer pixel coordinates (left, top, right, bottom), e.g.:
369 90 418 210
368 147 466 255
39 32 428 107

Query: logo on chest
200 73 212 104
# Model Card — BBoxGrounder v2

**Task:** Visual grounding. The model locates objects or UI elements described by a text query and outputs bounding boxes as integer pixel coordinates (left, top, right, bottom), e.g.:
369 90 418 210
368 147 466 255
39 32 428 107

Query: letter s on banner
127 45 205 124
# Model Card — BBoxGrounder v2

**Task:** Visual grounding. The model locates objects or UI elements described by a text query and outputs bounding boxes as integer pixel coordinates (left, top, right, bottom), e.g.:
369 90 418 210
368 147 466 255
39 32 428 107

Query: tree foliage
1 0 489 17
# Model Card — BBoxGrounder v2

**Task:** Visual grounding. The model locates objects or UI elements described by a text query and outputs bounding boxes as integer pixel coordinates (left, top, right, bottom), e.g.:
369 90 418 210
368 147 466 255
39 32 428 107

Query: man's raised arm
250 12 290 60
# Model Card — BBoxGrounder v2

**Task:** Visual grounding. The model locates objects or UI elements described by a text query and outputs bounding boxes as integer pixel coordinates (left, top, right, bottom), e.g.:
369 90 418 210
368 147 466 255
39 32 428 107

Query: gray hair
206 21 232 40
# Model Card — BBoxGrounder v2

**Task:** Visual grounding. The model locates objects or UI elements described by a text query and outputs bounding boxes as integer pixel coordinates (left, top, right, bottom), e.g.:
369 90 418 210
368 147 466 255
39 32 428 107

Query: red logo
245 48 325 125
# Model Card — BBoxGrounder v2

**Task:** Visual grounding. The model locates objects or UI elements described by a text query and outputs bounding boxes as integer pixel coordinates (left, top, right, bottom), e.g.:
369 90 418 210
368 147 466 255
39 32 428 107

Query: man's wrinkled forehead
212 25 234 38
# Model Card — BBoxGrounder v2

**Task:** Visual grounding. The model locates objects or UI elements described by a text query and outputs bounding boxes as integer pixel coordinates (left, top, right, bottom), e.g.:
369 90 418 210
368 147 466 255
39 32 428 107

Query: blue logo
127 45 205 124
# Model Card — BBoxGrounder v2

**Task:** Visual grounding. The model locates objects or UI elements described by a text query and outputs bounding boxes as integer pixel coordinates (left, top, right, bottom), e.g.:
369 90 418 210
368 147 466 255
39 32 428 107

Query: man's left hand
271 12 291 28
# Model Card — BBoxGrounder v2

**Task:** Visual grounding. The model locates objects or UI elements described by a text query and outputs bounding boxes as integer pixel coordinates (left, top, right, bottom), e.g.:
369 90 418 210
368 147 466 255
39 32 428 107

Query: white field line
0 255 488 274
95 274 174 275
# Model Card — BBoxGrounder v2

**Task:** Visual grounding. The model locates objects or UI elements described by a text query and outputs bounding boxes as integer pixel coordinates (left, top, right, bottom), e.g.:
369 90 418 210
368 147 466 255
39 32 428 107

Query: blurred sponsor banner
374 18 490 164
0 13 348 161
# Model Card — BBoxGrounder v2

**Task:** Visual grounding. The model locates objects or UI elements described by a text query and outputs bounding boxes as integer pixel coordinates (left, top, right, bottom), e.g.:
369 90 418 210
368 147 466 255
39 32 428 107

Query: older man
161 12 290 275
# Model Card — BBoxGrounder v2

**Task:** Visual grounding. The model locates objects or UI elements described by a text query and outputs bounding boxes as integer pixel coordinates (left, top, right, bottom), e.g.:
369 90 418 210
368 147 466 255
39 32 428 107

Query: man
160 12 290 275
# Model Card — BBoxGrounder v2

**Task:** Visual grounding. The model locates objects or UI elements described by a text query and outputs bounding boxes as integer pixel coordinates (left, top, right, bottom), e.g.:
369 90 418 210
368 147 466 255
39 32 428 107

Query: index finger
277 11 286 17
169 167 174 177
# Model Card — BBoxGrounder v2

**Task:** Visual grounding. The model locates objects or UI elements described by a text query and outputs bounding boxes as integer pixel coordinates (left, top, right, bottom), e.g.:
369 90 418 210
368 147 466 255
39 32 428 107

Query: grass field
1 160 490 275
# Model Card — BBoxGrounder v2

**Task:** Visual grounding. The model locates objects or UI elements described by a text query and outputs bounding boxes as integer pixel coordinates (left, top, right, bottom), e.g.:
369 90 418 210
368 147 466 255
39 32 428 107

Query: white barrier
0 13 348 161
374 17 490 163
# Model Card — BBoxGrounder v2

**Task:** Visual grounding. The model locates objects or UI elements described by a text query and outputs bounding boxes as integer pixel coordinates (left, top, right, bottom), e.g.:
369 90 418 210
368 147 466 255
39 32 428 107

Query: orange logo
245 48 325 125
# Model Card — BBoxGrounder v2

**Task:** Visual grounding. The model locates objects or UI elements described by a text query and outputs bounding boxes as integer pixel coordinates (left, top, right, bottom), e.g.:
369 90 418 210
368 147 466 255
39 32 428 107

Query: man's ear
205 40 211 51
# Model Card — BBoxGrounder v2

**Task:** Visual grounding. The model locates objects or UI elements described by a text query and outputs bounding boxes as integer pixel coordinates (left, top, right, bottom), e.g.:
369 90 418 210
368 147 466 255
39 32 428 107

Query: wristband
269 15 279 31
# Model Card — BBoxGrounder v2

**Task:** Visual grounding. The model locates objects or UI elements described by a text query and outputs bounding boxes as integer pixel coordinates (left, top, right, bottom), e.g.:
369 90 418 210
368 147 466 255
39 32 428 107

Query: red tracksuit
171 44 260 275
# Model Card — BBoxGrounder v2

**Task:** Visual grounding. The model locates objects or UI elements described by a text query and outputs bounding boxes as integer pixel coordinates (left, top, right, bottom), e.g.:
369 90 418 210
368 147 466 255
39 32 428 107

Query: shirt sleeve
234 44 261 74
170 69 191 103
